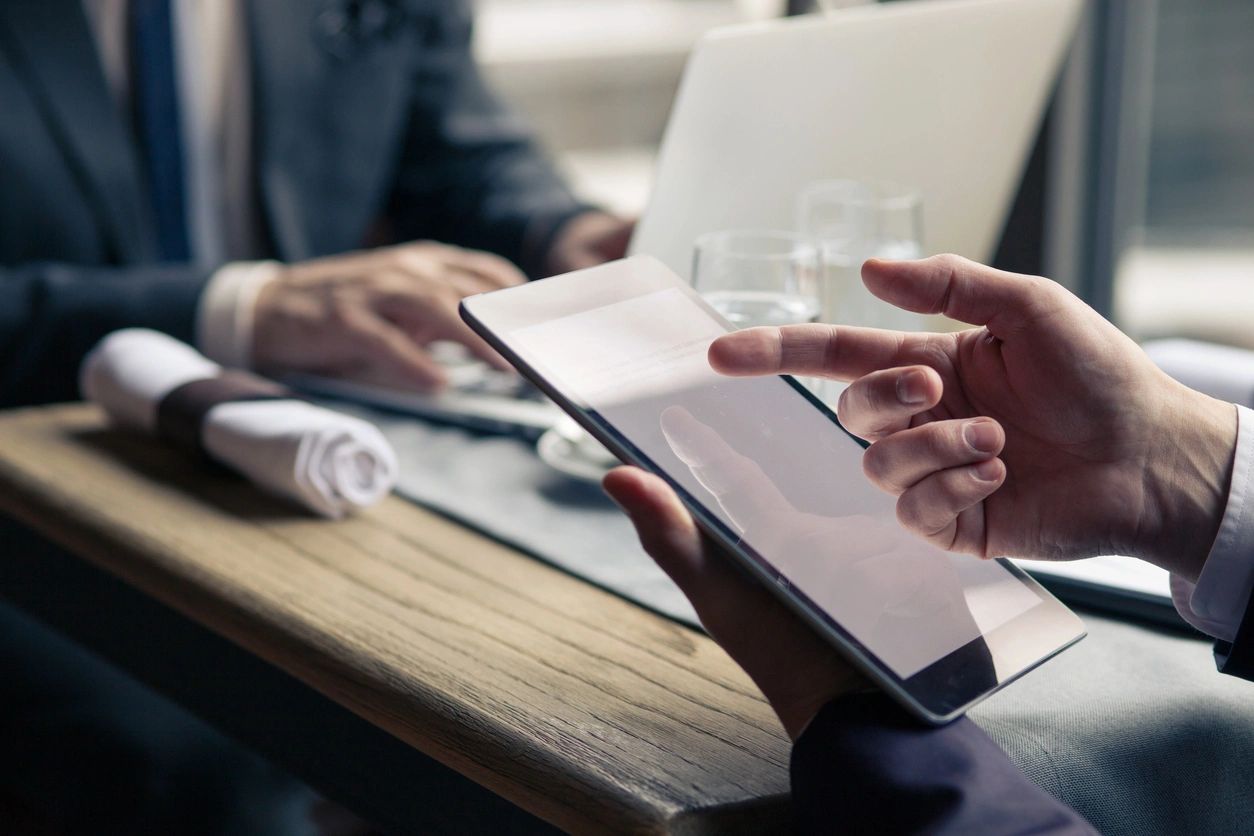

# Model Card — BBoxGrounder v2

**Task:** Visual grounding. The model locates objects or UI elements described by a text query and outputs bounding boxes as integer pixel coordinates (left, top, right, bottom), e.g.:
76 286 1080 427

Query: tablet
461 256 1084 723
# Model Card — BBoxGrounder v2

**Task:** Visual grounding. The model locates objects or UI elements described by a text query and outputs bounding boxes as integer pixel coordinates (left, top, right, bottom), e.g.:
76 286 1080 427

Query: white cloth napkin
81 329 398 518
1144 339 1254 408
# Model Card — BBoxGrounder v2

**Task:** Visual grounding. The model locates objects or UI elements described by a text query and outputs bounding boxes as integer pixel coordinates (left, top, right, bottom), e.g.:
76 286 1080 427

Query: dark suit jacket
1215 591 1254 680
792 694 1096 834
0 0 590 407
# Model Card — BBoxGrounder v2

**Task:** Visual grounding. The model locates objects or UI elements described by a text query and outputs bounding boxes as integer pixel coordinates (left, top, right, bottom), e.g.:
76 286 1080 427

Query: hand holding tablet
461 255 1088 723
604 253 1240 737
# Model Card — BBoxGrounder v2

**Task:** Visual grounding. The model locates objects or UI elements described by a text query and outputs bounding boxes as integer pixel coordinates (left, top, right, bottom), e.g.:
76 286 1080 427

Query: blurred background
473 0 1254 348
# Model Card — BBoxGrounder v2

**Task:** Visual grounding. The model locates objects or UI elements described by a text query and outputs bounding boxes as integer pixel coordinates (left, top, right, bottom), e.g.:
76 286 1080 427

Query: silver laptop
630 0 1083 276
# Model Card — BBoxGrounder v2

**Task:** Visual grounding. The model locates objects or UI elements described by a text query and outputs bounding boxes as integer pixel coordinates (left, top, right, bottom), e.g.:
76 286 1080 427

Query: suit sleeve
385 2 597 278
791 693 1096 835
0 263 209 407
1214 590 1254 680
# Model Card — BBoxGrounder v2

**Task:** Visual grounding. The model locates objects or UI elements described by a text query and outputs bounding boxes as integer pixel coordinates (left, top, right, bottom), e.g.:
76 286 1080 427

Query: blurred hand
252 241 525 391
545 212 634 275
603 465 867 740
709 254 1238 581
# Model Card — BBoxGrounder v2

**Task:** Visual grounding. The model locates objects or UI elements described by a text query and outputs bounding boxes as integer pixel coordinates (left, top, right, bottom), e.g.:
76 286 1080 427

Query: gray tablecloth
356 408 700 626
973 615 1254 834
354 407 1253 835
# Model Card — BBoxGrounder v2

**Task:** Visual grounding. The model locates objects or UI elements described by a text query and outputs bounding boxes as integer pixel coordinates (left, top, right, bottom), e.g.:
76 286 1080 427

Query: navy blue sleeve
385 1 597 278
1215 589 1254 680
0 262 209 407
791 693 1096 835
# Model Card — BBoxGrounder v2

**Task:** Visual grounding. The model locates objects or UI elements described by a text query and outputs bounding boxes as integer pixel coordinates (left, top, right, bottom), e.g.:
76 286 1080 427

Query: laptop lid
629 0 1083 278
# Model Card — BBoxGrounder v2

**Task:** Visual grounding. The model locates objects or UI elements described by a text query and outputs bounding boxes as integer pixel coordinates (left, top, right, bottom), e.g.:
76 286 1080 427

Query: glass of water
691 230 821 329
797 179 925 331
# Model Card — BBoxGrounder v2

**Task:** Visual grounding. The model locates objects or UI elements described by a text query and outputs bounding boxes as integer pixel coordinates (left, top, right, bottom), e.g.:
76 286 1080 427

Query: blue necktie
130 0 190 262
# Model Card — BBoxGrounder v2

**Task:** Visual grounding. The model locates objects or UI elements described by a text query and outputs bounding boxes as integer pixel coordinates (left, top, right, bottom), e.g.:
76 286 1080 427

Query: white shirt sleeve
196 261 282 369
1172 403 1254 641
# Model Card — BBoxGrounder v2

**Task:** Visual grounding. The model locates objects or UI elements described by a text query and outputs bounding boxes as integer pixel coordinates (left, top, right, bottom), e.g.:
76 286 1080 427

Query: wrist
250 268 297 374
543 210 627 276
197 260 283 369
1135 385 1238 581
765 656 873 741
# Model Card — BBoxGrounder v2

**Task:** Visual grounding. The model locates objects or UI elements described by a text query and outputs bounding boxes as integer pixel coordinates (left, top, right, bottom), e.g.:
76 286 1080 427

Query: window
1115 0 1254 347
1045 1 1254 347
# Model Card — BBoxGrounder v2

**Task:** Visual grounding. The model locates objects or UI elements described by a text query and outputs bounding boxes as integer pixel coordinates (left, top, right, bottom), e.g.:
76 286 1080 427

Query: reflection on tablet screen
512 288 1041 678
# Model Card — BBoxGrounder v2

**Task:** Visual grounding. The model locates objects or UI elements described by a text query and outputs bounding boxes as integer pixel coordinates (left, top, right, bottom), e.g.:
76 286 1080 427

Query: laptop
630 0 1083 275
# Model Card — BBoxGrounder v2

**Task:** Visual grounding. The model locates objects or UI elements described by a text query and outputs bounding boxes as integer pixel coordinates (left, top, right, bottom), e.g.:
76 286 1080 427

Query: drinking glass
691 230 821 329
797 179 925 332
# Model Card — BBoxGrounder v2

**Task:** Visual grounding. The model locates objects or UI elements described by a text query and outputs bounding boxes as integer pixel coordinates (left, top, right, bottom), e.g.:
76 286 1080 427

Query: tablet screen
511 285 1047 679
463 256 1083 720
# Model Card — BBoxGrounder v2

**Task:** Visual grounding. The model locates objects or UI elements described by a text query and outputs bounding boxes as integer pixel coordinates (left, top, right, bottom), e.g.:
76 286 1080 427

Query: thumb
602 465 771 608
603 466 707 593
862 254 1060 336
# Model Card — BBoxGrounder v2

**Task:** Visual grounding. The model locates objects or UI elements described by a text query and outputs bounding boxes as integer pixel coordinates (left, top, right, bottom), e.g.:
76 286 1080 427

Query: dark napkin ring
156 371 295 456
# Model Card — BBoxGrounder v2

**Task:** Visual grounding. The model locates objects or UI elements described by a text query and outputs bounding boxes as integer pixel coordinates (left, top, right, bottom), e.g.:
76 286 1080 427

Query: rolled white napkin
81 329 398 518
1144 339 1254 408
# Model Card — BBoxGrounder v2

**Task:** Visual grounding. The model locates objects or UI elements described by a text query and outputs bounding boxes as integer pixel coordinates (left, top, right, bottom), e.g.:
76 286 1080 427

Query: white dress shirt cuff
1172 403 1254 641
196 260 282 369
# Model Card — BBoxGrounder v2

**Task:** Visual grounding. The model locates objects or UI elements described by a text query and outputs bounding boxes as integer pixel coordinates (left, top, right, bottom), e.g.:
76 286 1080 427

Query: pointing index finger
708 324 922 382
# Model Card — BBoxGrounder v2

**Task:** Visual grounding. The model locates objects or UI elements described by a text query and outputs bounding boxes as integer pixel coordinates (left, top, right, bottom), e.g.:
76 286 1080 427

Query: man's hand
545 212 634 275
709 254 1239 581
251 241 525 391
603 466 867 740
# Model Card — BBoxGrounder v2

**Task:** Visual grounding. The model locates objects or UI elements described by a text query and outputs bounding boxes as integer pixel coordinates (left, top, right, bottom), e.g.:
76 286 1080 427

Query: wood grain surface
0 404 791 834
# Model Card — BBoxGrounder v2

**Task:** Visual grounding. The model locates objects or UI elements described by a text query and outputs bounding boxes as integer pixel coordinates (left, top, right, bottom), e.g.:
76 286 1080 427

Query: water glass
797 179 925 331
691 230 821 329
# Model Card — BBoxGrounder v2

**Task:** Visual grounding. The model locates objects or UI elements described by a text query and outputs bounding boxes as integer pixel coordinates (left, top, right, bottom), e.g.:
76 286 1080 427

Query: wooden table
0 404 791 834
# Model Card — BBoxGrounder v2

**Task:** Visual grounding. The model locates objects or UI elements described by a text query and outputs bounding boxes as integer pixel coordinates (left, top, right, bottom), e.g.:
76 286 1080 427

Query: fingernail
971 458 1002 482
896 370 928 405
963 420 1000 454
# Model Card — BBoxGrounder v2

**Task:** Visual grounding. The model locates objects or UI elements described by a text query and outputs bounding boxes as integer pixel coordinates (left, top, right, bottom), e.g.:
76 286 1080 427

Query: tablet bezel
461 256 1085 724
